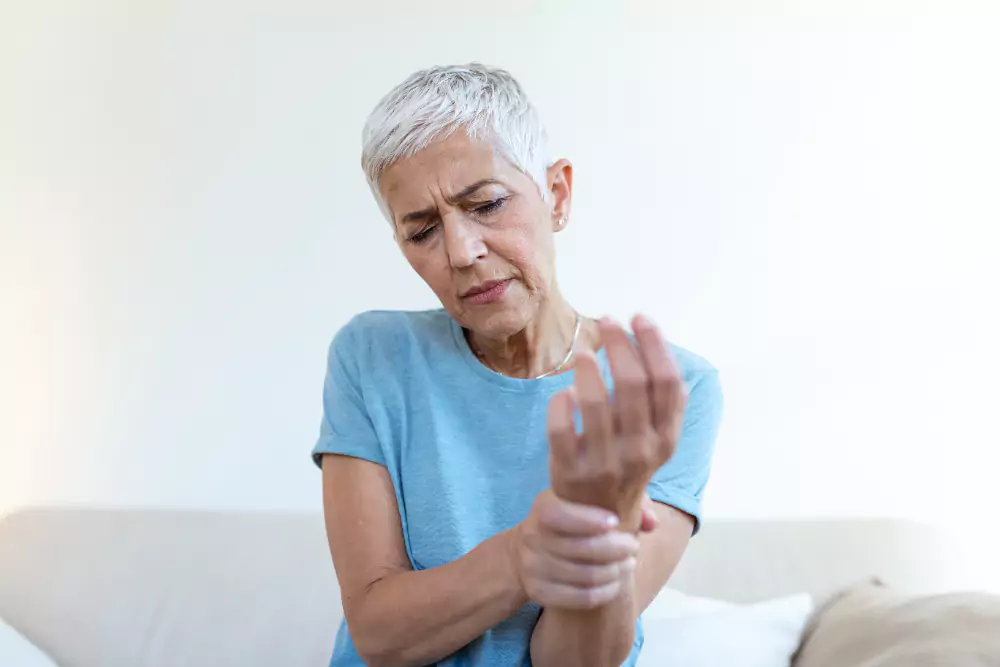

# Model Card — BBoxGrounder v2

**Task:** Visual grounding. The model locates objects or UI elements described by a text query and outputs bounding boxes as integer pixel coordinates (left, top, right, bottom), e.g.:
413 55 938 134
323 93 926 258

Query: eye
407 225 437 244
473 198 507 215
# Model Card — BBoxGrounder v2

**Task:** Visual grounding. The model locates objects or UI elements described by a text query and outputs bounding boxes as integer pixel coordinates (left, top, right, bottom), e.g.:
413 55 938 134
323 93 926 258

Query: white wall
4 2 999 582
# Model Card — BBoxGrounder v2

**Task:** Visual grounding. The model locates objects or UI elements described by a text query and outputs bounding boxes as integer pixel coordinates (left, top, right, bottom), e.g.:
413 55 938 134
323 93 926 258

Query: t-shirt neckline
447 314 607 393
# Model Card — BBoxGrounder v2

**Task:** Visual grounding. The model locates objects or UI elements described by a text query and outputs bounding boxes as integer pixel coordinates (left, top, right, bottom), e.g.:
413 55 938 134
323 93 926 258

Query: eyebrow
399 179 504 225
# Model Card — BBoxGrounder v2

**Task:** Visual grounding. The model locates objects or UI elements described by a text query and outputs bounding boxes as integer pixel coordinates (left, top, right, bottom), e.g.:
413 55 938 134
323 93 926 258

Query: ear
546 159 573 232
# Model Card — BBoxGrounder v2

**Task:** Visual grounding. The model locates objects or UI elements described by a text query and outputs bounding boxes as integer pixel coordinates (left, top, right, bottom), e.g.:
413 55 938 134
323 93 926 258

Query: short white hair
361 63 552 221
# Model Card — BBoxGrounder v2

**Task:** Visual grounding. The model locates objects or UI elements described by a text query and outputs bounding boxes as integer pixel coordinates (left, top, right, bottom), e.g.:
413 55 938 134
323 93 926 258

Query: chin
457 300 533 341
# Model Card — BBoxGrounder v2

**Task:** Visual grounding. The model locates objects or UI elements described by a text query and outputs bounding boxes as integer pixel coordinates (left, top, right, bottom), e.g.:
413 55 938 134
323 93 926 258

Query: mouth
461 279 512 306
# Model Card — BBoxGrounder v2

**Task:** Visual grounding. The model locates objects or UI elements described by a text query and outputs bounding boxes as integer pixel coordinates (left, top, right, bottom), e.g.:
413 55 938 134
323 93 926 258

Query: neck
467 293 593 379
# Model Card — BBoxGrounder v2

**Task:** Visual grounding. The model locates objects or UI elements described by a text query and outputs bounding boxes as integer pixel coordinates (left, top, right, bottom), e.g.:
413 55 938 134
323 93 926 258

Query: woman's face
380 132 571 340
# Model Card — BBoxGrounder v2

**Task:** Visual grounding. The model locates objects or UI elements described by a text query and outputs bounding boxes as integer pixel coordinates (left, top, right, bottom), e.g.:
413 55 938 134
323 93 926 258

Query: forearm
529 497 644 667
530 574 638 667
529 501 693 667
348 529 526 667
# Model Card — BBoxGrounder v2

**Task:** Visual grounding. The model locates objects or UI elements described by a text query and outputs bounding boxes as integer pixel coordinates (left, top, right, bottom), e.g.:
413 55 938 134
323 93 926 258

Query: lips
463 279 508 297
462 279 512 306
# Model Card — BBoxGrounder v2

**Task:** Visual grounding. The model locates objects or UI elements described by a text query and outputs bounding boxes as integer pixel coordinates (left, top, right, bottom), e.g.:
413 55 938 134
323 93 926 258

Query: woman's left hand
548 314 686 531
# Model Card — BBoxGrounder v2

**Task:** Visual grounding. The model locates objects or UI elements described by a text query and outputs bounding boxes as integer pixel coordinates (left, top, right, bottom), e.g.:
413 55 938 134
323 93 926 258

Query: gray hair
361 63 552 221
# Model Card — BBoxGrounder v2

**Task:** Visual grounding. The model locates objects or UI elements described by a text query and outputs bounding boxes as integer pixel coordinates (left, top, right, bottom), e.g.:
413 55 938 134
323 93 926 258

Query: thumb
639 496 659 533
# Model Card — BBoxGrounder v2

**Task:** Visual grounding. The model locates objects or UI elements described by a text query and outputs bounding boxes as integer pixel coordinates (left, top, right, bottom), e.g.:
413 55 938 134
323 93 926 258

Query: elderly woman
312 64 723 667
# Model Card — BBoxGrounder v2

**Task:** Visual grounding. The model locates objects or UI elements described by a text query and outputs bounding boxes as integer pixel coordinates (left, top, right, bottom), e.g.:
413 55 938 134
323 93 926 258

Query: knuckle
618 410 647 435
616 373 649 394
609 536 636 560
610 533 640 557
578 395 607 413
583 584 615 608
580 588 601 608
651 378 671 398
651 371 677 393
622 446 657 473
625 538 641 556
647 366 670 384
580 535 606 559
581 566 605 586
547 419 573 438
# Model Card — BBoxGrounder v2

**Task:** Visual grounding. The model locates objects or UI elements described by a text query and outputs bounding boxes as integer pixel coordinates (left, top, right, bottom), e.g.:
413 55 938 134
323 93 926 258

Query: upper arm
322 454 412 623
646 367 723 535
312 321 387 468
313 320 411 621
634 502 693 613
634 365 722 612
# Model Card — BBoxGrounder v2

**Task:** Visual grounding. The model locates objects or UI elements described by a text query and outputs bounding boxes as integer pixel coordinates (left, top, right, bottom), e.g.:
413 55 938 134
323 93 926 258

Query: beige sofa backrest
0 508 956 667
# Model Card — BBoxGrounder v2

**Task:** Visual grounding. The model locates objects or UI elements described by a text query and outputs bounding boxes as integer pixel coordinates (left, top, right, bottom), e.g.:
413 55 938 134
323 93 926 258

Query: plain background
3 2 999 587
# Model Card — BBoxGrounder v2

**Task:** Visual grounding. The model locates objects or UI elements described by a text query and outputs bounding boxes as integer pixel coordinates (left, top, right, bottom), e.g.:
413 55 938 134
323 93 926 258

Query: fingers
630 314 686 443
573 350 615 471
518 491 641 611
598 317 651 436
525 580 623 610
549 314 681 523
547 388 578 470
519 530 639 609
535 492 620 537
530 550 637 588
532 530 640 564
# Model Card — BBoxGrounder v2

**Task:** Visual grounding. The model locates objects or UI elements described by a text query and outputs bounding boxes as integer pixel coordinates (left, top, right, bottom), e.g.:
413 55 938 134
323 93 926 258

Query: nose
443 215 487 269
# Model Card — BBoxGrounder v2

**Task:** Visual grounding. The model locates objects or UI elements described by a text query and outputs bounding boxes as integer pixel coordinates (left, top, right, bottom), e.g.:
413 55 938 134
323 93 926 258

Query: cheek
405 249 453 295
502 217 554 284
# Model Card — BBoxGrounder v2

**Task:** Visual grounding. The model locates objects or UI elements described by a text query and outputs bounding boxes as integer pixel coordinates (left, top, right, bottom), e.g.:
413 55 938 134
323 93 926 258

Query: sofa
0 508 971 667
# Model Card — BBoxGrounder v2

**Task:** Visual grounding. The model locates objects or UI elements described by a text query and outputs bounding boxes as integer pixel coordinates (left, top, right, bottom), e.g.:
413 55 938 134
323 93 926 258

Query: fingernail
603 515 620 528
623 557 637 572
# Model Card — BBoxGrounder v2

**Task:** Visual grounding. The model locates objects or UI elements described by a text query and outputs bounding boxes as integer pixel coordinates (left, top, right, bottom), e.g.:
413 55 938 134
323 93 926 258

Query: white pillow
643 587 740 620
0 619 58 667
637 591 814 667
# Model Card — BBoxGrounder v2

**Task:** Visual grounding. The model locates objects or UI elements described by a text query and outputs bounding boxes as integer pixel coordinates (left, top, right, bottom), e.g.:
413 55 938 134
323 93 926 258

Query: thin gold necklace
472 313 583 380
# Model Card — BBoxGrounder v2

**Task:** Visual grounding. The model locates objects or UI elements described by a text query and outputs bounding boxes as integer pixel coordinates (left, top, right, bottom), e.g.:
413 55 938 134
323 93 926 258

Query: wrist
500 526 530 607
616 500 645 533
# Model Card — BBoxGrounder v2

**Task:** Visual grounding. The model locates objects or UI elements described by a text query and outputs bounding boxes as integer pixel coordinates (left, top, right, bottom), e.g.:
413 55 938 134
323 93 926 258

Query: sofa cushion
638 591 814 667
0 509 343 667
793 583 1000 666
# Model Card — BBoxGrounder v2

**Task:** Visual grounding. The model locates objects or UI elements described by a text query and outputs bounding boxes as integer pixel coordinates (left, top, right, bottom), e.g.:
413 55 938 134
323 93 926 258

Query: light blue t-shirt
312 309 723 667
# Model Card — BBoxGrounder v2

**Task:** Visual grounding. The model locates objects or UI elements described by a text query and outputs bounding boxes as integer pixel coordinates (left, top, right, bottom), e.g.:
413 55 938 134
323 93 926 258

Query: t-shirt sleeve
646 368 723 535
311 321 386 469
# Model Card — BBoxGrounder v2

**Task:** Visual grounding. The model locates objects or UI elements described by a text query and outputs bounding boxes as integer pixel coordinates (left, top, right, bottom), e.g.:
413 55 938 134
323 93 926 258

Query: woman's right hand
509 489 641 610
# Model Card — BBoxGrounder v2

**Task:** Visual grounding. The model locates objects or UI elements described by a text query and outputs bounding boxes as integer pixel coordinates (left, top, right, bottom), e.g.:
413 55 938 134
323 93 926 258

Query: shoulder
329 308 453 364
668 343 722 407
669 343 717 382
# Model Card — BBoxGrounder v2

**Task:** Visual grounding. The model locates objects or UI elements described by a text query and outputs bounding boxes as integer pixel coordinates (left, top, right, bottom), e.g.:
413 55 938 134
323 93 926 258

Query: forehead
379 132 522 208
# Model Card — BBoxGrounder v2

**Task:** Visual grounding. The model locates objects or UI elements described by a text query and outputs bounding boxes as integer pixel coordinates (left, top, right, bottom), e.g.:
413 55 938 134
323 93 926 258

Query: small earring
557 217 566 228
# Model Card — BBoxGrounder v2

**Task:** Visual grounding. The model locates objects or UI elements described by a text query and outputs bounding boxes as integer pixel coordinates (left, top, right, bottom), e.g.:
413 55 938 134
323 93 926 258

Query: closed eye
473 198 507 215
407 225 437 244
